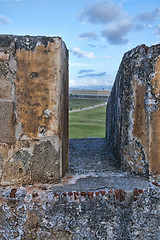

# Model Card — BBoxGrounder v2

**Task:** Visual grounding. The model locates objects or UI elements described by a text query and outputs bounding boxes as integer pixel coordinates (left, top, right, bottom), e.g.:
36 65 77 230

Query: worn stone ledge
0 182 159 239
1 184 158 203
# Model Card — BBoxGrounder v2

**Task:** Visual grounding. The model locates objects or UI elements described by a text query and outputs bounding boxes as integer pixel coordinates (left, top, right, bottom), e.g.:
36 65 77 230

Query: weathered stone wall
0 35 68 185
106 44 160 180
0 184 159 239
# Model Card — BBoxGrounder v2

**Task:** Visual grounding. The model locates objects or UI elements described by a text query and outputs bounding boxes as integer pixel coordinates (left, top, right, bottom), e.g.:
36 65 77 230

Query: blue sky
1 0 160 89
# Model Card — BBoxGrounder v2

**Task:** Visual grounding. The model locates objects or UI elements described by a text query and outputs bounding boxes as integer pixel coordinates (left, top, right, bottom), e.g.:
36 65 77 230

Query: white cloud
147 24 154 29
102 18 133 45
80 1 121 24
78 72 106 78
70 47 96 59
70 78 110 87
79 32 99 41
78 69 94 74
79 1 133 46
0 15 12 25
138 7 160 22
69 79 78 87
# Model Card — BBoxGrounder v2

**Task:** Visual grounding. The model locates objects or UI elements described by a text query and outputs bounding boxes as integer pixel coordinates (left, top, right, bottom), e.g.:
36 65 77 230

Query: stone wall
0 184 159 239
0 35 68 185
106 44 160 180
1 37 160 239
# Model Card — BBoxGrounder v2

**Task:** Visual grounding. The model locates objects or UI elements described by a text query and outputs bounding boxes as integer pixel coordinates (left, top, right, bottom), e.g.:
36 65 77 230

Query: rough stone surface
0 101 15 144
0 62 13 100
0 181 159 239
1 37 160 239
0 35 68 185
0 138 159 239
2 150 31 184
56 138 149 192
31 141 60 184
68 138 119 174
106 44 160 180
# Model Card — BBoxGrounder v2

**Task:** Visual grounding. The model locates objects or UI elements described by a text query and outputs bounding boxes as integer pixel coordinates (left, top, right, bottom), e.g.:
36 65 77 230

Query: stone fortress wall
0 35 69 185
106 44 160 181
0 36 159 239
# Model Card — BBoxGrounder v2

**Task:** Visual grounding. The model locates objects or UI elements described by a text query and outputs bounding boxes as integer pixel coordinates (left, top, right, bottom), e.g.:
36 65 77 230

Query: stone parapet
0 35 68 185
0 184 159 239
106 44 160 180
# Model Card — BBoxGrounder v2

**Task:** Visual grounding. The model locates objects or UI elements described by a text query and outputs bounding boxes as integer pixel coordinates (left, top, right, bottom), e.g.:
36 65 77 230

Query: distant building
70 89 110 99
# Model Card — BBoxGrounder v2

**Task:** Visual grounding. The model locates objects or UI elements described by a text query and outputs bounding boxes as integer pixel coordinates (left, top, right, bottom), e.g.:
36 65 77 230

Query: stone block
31 141 60 184
106 44 160 180
0 35 68 185
2 150 31 184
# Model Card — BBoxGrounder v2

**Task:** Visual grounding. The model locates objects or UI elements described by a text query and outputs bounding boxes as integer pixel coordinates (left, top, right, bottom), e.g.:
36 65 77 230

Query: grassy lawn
69 106 106 139
69 98 106 110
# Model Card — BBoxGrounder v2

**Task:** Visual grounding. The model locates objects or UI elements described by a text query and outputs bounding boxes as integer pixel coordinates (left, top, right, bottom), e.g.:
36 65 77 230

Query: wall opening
68 92 120 176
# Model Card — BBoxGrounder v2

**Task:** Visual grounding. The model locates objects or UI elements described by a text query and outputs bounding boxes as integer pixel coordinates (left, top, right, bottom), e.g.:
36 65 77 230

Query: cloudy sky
1 0 160 89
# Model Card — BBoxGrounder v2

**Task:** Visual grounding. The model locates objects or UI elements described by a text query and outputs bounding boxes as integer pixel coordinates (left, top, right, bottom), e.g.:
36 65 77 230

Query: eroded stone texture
0 62 12 99
0 35 68 185
106 44 160 180
0 184 159 239
0 101 16 144
31 141 60 184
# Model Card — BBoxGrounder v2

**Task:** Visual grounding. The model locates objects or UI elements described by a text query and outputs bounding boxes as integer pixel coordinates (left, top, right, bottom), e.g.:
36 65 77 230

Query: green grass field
69 105 106 139
69 98 106 110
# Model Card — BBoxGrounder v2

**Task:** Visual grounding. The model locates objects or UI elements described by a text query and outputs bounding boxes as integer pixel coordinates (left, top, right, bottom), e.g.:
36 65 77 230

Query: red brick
68 192 73 197
100 191 106 196
95 192 100 197
74 192 79 196
139 189 143 194
32 192 39 198
10 188 17 198
115 190 119 200
88 192 94 200
54 193 59 197
74 196 78 200
81 192 87 197
134 188 139 196
152 182 160 187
